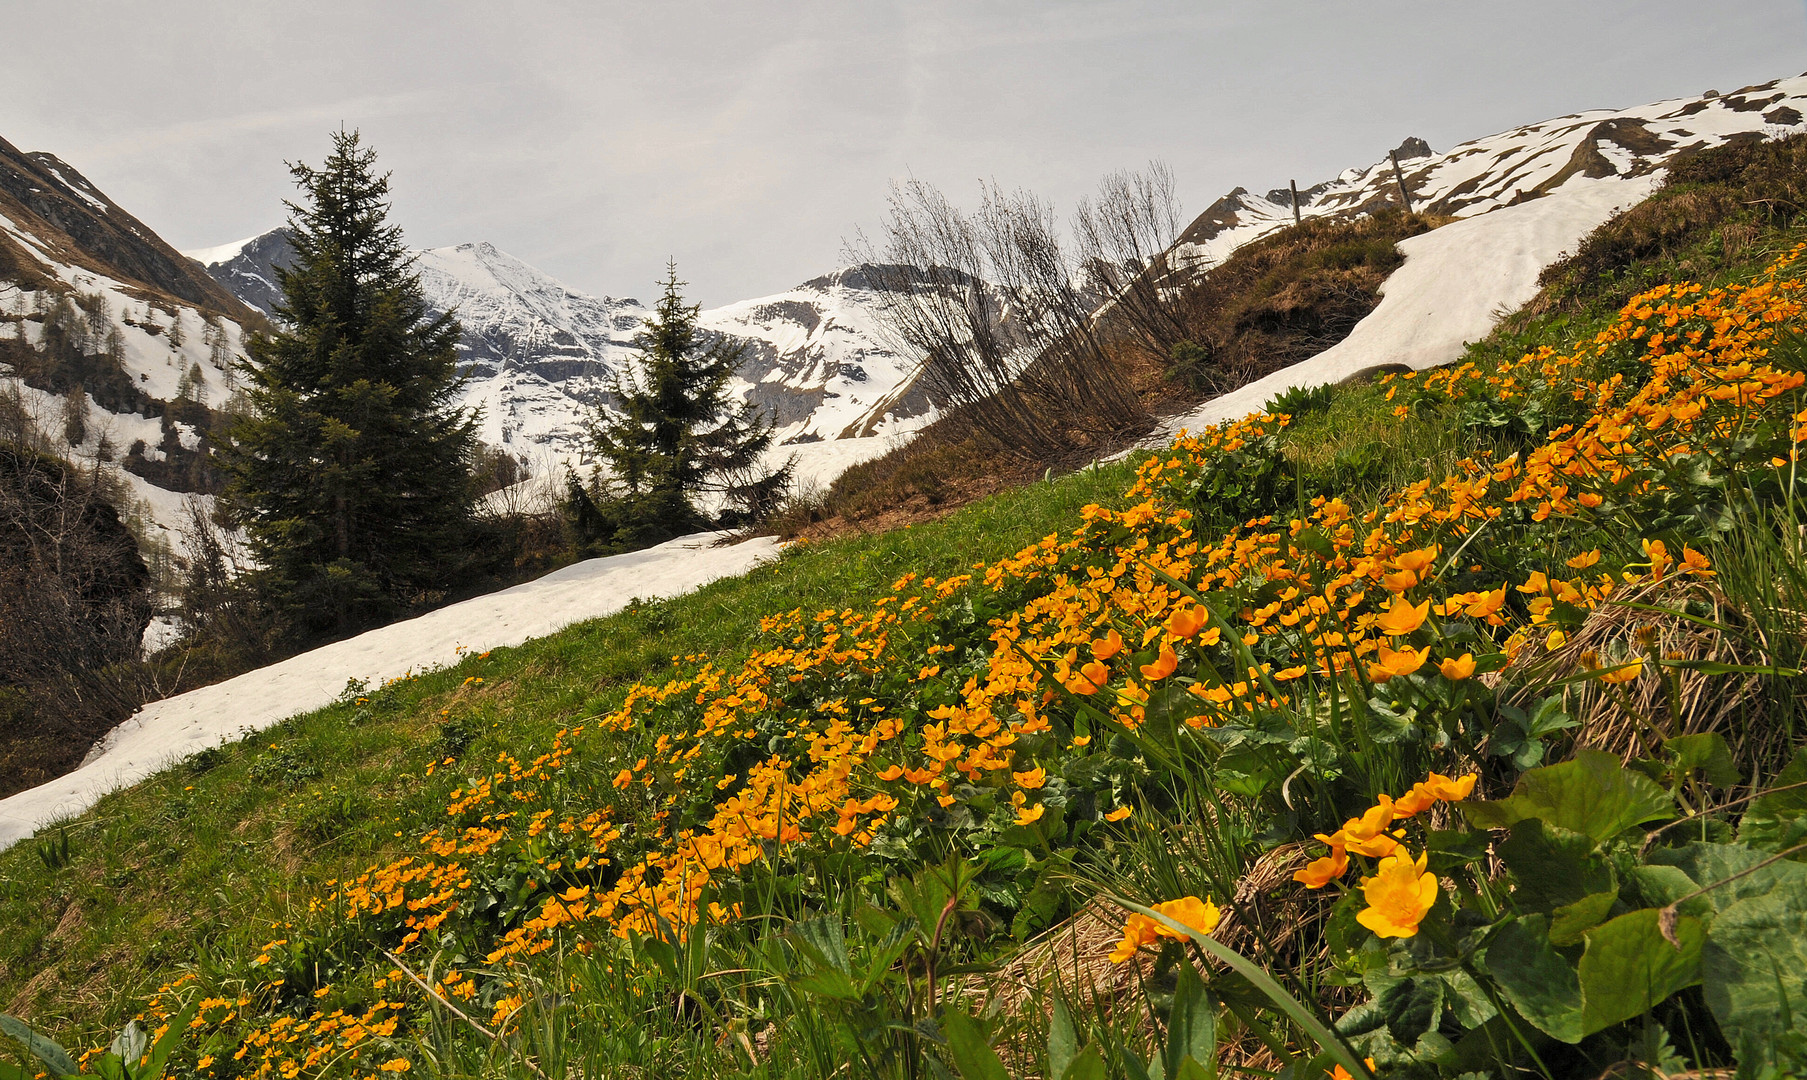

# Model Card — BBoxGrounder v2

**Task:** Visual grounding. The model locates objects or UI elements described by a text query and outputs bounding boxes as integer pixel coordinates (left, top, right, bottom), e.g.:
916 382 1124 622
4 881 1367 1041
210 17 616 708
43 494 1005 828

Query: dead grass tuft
1509 581 1799 788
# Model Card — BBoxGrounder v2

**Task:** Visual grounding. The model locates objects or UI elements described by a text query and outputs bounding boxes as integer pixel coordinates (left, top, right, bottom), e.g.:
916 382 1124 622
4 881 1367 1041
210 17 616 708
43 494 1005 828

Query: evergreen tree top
281 129 411 300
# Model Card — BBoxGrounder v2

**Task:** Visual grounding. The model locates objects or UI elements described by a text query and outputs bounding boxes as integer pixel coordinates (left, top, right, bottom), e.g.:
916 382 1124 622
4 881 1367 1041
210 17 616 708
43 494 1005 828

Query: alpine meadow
6 15 1807 1080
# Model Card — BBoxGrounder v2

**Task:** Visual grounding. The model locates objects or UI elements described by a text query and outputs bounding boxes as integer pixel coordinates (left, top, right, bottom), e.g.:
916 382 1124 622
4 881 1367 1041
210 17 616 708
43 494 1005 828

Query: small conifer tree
224 130 478 638
580 263 788 551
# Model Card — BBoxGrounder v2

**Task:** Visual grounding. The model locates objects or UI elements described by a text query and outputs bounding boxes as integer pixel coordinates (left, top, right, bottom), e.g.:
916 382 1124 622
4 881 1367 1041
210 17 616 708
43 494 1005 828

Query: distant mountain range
189 232 930 452
5 72 1807 547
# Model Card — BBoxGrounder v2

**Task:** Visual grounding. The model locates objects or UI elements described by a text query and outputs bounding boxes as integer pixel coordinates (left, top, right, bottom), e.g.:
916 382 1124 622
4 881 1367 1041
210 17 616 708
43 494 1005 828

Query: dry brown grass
1506 580 1800 790
962 842 1344 1076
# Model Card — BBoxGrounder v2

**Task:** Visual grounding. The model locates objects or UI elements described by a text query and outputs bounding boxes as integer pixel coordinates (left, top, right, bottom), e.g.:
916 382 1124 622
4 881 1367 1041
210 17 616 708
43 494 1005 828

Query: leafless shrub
849 177 1148 459
0 437 155 794
1071 161 1197 361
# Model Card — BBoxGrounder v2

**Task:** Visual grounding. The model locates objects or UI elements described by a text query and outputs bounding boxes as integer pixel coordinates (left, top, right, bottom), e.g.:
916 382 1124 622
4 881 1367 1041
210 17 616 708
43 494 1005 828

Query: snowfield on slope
1156 174 1661 437
0 532 781 851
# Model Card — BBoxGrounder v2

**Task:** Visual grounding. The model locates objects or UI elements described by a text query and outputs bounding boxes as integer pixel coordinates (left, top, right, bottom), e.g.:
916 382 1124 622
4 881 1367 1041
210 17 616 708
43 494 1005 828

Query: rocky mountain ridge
1173 73 1807 268
191 232 927 452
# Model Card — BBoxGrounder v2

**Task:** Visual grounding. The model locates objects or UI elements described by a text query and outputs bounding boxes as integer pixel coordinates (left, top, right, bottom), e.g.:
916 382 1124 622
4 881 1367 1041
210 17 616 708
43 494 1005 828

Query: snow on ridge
39 163 109 213
1157 173 1661 439
1175 74 1807 274
182 234 265 267
0 531 783 852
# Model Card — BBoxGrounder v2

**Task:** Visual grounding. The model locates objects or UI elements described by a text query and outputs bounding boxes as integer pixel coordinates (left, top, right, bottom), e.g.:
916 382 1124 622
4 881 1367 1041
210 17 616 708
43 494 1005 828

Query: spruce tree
224 130 477 638
581 263 787 550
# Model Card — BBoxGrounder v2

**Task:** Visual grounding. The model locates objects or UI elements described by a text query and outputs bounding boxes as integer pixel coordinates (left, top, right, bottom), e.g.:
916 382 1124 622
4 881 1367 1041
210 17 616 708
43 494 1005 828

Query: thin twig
1642 779 1807 851
381 950 550 1080
1657 840 1807 946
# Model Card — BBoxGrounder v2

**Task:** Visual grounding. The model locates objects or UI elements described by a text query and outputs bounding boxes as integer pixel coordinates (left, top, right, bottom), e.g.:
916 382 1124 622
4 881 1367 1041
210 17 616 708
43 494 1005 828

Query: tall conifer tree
580 263 787 550
225 130 477 637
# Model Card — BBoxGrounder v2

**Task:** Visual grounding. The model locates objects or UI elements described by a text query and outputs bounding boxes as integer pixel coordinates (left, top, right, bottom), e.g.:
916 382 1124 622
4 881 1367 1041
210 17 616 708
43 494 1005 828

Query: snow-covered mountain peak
1176 74 1807 270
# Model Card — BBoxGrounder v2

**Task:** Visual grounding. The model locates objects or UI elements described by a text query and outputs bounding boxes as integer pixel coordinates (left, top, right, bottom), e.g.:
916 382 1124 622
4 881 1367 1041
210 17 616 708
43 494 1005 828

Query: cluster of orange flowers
1107 895 1223 963
198 258 1807 1075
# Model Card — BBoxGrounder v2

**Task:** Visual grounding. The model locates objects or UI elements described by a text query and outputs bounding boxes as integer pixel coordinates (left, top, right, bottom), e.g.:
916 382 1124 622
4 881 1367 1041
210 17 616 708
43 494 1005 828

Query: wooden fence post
1290 179 1302 225
1389 152 1415 214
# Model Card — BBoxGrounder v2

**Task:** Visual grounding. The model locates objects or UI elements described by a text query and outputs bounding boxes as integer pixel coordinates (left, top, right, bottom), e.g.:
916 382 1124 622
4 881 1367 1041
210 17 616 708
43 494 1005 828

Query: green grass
0 458 1141 1034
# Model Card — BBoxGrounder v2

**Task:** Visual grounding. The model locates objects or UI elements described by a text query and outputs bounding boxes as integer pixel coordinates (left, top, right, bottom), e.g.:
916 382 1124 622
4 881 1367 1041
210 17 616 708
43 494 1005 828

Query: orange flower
1565 549 1601 569
1392 785 1436 817
1165 607 1208 639
1420 772 1476 801
1139 643 1179 681
1321 798 1399 857
1016 803 1046 825
1106 914 1160 963
1012 766 1047 789
1104 806 1133 822
1293 845 1348 888
1463 586 1507 620
1375 597 1430 636
1599 657 1644 685
1394 771 1476 816
1380 569 1419 593
1067 660 1111 695
1151 895 1222 938
1107 896 1221 962
1393 546 1439 574
1329 1057 1378 1080
1437 653 1475 681
1356 849 1437 939
1681 546 1713 576
1367 642 1428 682
1092 629 1125 660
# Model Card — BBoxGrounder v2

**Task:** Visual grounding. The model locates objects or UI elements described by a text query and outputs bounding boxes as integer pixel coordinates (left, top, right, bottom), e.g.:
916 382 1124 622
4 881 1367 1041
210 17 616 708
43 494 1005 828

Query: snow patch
1155 174 1660 438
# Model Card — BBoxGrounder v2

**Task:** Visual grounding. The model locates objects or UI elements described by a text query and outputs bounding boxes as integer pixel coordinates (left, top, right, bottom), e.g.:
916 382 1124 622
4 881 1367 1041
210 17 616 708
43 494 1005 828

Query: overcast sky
4 2 1804 306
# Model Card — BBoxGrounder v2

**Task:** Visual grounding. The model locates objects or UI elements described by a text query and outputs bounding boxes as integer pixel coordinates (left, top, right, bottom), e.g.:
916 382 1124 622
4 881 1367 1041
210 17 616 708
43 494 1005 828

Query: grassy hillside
6 137 1807 1080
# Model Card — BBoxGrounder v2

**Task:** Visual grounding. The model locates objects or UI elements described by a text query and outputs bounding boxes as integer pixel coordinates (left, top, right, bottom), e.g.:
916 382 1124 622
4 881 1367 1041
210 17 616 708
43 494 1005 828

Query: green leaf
1127 900 1371 1080
1174 1059 1214 1080
1496 819 1616 913
0 1061 36 1080
1648 841 1807 913
142 998 200 1080
1048 996 1079 1080
1376 976 1444 1046
1549 889 1619 947
0 1014 78 1077
1061 1045 1107 1080
792 916 852 974
1664 733 1741 787
942 1009 1010 1080
1577 908 1703 1036
1701 875 1807 1072
1165 962 1217 1080
1463 749 1674 841
1484 917 1584 1043
108 1022 147 1071
1739 749 1807 852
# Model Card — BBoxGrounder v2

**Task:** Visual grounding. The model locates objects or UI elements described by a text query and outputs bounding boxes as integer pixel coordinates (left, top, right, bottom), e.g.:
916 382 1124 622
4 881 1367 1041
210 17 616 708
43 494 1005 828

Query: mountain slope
1 145 258 550
0 136 252 319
